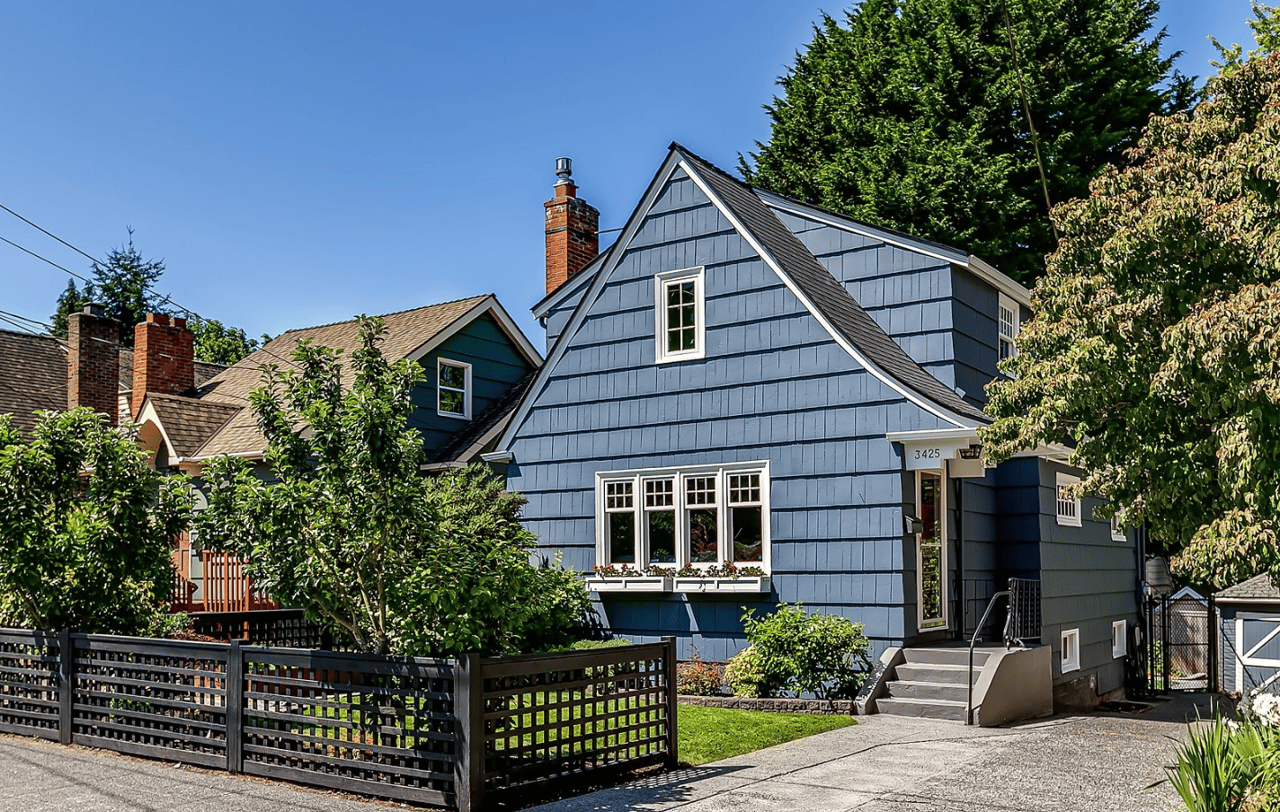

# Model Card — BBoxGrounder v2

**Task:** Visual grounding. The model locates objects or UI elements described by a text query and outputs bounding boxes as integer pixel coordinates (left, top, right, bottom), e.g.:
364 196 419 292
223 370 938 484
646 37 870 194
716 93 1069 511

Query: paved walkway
0 694 1221 812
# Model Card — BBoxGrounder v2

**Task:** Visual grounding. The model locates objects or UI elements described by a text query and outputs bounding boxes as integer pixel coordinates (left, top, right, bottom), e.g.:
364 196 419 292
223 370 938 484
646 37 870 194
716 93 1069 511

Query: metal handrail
967 590 1010 726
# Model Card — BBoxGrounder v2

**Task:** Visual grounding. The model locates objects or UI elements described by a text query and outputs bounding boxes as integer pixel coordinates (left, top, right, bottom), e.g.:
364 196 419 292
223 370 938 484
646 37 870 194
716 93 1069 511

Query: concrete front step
876 696 969 722
901 647 991 667
894 663 978 685
883 680 970 703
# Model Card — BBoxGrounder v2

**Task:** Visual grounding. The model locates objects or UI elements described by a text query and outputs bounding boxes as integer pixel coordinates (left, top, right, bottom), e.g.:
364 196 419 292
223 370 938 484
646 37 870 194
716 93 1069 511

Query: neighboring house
1217 575 1280 696
0 304 223 435
492 145 1140 718
129 295 542 611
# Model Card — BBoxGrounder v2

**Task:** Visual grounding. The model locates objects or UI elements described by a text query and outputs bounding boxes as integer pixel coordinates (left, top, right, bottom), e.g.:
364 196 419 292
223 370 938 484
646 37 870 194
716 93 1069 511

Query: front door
917 469 948 631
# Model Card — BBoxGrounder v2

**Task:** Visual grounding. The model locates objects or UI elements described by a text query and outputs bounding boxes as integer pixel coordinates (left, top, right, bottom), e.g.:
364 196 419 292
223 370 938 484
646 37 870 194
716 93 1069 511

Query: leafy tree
193 317 577 656
1212 2 1280 76
739 0 1194 284
190 317 267 366
0 409 190 634
981 52 1280 590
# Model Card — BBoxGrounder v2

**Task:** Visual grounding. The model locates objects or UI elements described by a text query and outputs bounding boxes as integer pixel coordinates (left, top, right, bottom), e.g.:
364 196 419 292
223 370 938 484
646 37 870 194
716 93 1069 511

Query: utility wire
0 308 54 331
0 312 42 335
0 235 95 286
0 203 101 266
1000 0 1059 241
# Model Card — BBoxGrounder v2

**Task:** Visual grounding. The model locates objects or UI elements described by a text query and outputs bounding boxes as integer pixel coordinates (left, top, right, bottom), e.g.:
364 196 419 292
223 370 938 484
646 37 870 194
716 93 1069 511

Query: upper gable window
437 358 472 420
655 267 705 364
998 293 1020 362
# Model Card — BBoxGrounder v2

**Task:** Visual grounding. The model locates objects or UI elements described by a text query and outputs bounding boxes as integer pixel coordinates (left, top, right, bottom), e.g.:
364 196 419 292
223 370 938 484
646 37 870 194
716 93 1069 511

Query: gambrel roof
501 143 997 451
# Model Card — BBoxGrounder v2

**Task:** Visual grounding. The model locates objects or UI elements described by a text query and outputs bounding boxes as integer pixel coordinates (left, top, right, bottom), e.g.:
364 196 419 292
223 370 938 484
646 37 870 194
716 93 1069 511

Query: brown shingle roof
0 330 69 435
191 296 491 459
145 393 239 457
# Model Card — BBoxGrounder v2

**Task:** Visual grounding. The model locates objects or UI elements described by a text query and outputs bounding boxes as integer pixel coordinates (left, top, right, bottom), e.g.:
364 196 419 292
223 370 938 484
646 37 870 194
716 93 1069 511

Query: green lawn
678 704 855 766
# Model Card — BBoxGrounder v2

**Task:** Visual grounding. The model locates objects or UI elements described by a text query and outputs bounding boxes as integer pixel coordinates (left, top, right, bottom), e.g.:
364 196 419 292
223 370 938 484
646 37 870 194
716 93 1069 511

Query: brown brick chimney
545 157 599 294
132 313 195 418
67 303 120 425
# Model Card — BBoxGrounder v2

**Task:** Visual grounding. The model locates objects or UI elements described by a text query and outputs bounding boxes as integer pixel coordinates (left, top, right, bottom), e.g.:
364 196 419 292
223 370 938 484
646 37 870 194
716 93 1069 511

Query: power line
0 309 53 334
0 203 102 266
0 235 94 286
1000 0 1058 241
0 312 42 335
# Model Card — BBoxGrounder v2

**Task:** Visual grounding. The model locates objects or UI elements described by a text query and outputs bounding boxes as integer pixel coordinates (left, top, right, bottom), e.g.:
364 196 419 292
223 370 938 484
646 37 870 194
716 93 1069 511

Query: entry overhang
887 428 987 477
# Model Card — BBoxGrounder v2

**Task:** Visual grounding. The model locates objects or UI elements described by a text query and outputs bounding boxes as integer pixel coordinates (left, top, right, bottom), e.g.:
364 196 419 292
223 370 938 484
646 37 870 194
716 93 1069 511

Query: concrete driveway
0 695 1217 812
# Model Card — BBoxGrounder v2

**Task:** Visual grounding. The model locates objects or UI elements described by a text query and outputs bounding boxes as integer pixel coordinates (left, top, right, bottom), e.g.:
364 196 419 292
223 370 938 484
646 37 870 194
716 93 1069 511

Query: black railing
1005 578 1042 645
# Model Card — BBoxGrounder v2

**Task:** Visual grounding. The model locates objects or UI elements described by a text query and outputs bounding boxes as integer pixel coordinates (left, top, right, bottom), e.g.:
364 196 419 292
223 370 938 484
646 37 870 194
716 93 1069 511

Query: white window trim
654 266 706 364
1056 473 1081 527
595 461 769 572
998 292 1019 363
1061 628 1081 673
436 358 472 420
1110 515 1126 542
1112 620 1127 659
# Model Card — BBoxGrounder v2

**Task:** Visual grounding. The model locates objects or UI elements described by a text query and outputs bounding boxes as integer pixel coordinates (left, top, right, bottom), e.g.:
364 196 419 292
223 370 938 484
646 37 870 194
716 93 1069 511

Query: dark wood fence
0 629 676 811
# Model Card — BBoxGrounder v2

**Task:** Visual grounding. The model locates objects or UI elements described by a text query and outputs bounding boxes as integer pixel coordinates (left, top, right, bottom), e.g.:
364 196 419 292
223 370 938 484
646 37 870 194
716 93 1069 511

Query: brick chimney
132 313 195 418
545 157 599 294
67 303 120 426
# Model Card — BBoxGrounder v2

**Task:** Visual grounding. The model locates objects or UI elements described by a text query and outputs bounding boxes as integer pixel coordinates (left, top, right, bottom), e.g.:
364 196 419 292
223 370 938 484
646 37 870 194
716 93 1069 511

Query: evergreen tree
49 279 93 338
740 0 1195 283
90 228 168 346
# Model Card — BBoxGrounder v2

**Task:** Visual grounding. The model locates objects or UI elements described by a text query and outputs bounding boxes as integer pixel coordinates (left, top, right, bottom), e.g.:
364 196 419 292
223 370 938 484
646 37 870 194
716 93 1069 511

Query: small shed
1217 574 1280 695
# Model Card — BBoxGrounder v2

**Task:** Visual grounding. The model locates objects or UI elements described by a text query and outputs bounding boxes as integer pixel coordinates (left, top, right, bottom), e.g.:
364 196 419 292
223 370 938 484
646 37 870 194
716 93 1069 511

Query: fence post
662 636 678 768
226 640 244 774
58 629 73 745
1208 594 1219 694
454 652 485 812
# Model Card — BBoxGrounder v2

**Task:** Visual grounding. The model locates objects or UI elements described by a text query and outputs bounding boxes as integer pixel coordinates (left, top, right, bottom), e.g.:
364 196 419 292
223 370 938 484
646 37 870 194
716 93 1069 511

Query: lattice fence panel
240 647 458 807
481 642 672 793
71 636 229 767
0 629 61 739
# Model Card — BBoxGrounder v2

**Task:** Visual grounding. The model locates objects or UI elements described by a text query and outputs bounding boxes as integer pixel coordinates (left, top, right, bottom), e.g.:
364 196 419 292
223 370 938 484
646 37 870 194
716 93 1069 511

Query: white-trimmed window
998 293 1019 362
655 267 705 363
1061 629 1080 673
1056 473 1081 527
1112 620 1127 658
597 462 769 570
437 359 472 420
1111 515 1126 542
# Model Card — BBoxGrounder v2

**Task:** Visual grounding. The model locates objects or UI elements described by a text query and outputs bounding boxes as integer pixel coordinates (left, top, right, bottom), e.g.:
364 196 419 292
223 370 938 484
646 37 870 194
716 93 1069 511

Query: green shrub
677 647 723 696
520 554 595 652
1167 714 1280 812
724 645 774 698
739 603 872 699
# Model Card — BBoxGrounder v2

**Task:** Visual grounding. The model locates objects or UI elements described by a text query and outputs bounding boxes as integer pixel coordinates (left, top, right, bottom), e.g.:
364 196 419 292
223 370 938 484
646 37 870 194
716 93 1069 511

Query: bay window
596 462 769 571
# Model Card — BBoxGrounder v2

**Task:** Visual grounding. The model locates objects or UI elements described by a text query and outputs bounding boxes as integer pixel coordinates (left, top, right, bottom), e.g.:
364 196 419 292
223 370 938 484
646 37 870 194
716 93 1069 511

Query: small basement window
1056 473 1081 527
1112 620 1127 659
1061 629 1080 673
655 267 705 363
437 359 472 420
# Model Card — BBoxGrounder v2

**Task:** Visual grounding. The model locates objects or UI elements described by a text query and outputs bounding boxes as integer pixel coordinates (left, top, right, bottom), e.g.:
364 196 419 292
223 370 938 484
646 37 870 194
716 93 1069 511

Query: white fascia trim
968 256 1032 309
405 295 543 369
759 193 967 267
682 163 975 429
759 192 1031 310
533 258 602 319
480 450 514 464
886 427 982 444
420 461 467 472
183 449 264 464
135 399 179 461
496 152 690 452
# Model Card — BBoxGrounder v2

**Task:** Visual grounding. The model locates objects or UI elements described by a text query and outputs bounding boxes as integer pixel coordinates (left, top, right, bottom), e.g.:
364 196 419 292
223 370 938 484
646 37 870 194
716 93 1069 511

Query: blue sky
0 0 1257 346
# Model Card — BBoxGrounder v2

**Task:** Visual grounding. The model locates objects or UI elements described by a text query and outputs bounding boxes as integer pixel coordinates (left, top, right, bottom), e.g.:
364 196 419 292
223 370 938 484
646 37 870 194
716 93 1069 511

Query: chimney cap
555 157 572 183
83 302 106 318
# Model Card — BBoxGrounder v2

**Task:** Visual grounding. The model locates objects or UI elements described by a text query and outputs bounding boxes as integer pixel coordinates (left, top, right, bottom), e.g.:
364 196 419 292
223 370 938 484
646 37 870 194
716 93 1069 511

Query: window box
672 575 771 594
585 575 673 593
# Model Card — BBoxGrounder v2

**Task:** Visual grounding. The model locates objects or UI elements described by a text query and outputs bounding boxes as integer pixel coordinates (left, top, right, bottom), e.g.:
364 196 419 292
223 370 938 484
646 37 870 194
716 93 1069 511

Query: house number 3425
914 448 942 460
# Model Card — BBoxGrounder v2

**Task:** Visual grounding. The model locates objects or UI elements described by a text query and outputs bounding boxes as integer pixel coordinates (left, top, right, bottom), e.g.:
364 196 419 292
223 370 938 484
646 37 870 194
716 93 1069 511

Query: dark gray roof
674 144 988 424
1216 573 1280 602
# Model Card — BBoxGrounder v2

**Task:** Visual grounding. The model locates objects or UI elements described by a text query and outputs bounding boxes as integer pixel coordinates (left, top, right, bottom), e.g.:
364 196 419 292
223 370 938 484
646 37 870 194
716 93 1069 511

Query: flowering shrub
676 647 723 696
1242 689 1280 728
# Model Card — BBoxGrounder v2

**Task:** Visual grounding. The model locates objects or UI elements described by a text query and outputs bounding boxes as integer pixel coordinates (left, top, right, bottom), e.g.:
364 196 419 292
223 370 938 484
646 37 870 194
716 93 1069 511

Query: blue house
492 145 1140 719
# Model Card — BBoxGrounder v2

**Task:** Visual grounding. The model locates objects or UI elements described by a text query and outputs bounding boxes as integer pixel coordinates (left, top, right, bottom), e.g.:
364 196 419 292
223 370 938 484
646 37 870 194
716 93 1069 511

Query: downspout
952 461 965 641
